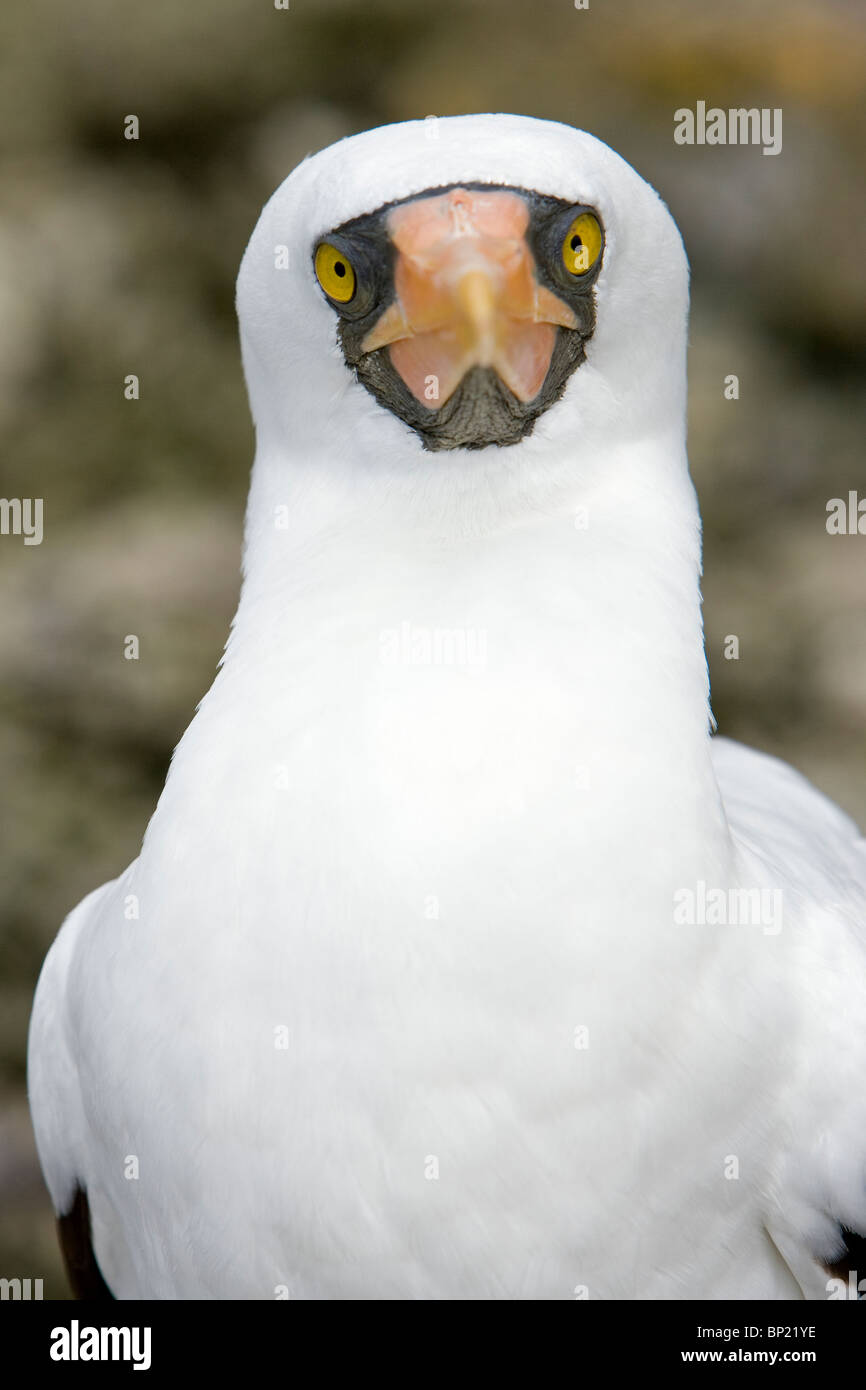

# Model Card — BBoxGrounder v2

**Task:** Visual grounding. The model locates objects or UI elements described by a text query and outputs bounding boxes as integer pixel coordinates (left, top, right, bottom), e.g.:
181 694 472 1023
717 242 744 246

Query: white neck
199 425 733 910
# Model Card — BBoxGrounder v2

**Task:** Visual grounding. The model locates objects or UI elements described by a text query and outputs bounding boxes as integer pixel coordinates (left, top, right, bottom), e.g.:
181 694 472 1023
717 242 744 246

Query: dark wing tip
57 1185 115 1300
823 1225 866 1296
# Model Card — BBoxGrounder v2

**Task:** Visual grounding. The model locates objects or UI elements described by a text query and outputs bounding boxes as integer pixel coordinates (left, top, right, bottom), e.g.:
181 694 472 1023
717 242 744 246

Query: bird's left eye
315 242 356 302
561 213 603 276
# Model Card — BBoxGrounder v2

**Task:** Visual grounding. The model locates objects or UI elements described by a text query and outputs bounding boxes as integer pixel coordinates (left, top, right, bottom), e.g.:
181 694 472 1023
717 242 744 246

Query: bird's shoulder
711 734 866 924
28 878 120 1211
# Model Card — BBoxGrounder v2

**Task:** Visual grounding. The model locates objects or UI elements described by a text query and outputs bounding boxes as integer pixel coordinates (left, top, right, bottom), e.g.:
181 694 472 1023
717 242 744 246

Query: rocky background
0 0 864 1296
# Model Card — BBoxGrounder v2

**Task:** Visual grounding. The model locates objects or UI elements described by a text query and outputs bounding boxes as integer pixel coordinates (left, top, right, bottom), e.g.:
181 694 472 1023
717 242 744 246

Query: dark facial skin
313 184 605 451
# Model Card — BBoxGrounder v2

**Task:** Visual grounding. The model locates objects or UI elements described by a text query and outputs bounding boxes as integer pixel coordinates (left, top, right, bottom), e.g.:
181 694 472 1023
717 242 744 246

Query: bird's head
237 115 689 512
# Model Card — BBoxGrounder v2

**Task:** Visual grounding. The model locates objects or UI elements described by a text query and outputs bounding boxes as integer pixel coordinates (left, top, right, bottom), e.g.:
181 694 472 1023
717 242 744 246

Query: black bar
2 1298 860 1375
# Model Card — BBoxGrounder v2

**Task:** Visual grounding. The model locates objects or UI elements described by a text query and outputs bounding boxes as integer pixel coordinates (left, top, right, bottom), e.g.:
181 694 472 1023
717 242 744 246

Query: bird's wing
711 734 866 1298
711 735 866 910
28 880 116 1299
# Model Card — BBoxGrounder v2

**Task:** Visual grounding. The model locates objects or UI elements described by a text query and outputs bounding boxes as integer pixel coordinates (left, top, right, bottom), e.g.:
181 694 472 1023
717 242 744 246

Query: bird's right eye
315 242 356 302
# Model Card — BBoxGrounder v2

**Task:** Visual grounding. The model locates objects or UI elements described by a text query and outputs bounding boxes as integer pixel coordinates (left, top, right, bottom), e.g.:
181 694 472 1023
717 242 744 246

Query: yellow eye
561 213 602 276
315 242 356 302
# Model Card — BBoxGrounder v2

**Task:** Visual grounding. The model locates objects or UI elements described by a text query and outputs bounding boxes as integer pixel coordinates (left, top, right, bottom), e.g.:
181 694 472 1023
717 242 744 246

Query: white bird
28 114 866 1301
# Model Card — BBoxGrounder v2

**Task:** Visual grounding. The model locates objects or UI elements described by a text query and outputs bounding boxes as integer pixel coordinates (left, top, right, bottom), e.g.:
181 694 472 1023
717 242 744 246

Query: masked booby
28 114 866 1300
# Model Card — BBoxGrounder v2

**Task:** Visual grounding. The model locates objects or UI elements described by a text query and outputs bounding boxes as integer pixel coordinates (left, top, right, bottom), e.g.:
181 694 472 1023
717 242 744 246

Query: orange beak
360 188 577 406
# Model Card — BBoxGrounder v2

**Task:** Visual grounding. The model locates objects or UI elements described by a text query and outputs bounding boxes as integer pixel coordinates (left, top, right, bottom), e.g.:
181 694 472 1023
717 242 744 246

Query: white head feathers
236 114 689 530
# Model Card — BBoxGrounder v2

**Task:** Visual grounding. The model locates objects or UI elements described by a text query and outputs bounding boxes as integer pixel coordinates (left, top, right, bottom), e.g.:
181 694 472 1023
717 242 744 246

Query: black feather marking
57 1185 114 1300
822 1226 866 1297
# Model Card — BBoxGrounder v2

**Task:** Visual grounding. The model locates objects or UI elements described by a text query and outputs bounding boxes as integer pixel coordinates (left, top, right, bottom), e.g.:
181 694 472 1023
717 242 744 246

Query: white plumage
28 115 866 1300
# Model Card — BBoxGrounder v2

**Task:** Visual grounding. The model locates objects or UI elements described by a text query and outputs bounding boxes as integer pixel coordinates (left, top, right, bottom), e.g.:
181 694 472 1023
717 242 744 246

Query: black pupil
570 235 582 250
334 261 346 277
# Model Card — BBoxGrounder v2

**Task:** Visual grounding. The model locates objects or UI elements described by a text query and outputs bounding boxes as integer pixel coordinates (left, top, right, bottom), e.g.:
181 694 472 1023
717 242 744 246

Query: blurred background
0 0 863 1296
